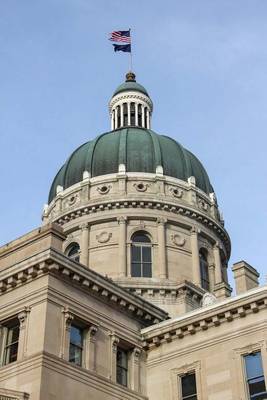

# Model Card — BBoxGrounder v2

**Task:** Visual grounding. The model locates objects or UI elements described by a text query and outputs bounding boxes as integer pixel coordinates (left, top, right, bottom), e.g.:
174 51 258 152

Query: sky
0 0 266 287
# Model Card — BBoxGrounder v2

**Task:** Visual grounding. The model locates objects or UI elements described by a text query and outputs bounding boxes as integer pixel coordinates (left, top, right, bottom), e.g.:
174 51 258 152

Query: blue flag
113 44 131 53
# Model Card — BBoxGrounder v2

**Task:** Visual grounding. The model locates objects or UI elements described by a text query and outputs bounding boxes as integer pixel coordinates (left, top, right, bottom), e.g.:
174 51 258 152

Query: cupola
109 72 153 130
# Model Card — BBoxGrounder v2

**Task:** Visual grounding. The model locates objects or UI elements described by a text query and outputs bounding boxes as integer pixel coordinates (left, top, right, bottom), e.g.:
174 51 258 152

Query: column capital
79 222 90 231
133 347 142 361
156 217 167 225
191 226 200 235
62 307 74 330
18 307 31 329
88 325 98 342
213 241 222 250
109 332 120 352
117 216 127 225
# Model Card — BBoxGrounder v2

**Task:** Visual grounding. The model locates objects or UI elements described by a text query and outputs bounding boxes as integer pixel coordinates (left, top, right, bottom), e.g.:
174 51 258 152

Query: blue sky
0 0 266 286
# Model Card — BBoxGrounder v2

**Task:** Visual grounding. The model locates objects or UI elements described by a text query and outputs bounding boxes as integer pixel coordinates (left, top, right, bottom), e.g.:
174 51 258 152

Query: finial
126 71 136 82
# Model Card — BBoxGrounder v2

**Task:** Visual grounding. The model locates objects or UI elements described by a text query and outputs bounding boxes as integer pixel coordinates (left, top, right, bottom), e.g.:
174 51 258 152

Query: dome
112 71 150 97
48 127 213 203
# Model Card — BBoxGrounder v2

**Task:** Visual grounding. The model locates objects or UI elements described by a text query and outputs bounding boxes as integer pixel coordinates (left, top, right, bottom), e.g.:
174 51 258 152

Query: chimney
232 261 259 295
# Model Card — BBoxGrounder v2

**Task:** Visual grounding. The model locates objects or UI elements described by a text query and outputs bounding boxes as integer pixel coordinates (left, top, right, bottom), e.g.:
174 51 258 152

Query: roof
113 81 149 97
48 127 213 203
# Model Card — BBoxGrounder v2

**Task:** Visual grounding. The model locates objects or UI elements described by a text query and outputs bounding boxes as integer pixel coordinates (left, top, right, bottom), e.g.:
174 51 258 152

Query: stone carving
67 193 79 206
198 198 208 211
96 231 112 243
133 182 149 192
202 292 217 307
169 187 183 198
97 185 111 195
171 233 186 247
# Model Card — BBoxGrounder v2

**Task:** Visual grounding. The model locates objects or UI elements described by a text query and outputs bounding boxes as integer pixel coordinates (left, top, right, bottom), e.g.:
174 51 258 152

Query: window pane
142 246 151 262
143 263 152 278
182 374 197 397
248 377 266 397
117 348 128 386
7 325 19 345
245 353 264 380
70 326 83 347
131 246 141 262
132 232 150 243
131 262 141 277
117 348 128 368
69 344 82 366
117 366 127 386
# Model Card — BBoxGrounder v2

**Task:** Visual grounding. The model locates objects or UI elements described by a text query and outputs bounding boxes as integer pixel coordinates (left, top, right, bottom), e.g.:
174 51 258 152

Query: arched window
123 103 127 126
130 102 135 125
117 105 121 128
131 231 152 277
138 104 142 126
199 250 209 290
66 243 80 262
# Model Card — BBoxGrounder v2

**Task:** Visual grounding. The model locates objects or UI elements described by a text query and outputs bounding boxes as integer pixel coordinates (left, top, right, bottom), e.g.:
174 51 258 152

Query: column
117 216 127 277
111 110 114 130
208 264 215 292
17 307 31 361
146 109 150 129
190 227 201 286
60 308 74 360
127 102 131 126
115 107 118 129
109 333 119 381
135 103 138 126
130 347 142 392
141 105 145 127
80 223 89 266
120 104 123 127
157 218 167 279
213 242 223 284
86 325 98 371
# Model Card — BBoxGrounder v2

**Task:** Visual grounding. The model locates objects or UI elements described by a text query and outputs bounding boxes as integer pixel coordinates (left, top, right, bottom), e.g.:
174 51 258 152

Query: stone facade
1 73 266 400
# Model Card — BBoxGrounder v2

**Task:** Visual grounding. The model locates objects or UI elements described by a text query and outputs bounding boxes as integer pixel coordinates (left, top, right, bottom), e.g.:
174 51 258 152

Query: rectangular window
116 347 128 387
181 373 197 400
244 352 267 400
69 324 83 367
1 319 20 366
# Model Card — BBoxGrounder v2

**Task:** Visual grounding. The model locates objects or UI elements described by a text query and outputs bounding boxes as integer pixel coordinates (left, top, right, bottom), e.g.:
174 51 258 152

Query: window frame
130 231 152 278
243 351 267 400
199 249 209 291
65 242 80 263
116 346 129 387
0 317 20 367
170 361 202 400
68 322 85 367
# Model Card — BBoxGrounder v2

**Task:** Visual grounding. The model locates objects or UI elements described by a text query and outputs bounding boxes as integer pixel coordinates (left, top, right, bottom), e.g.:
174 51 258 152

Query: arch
199 248 209 290
65 242 80 263
131 231 152 278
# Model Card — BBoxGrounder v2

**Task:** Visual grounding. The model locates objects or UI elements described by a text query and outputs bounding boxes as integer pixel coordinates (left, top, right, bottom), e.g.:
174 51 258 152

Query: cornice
0 248 168 326
141 286 267 350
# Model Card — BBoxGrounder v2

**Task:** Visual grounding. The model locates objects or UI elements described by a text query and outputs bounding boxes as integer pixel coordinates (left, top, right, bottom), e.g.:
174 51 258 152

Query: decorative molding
169 187 183 198
97 185 111 195
96 231 112 244
202 292 217 306
170 233 186 247
133 182 149 192
198 198 208 211
67 194 79 206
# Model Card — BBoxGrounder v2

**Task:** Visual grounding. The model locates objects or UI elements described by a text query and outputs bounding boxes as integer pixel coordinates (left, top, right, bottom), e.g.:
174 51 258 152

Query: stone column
190 227 201 286
141 105 145 127
213 242 223 284
86 325 98 371
117 216 127 277
209 264 216 292
157 218 167 279
111 110 114 130
127 102 131 126
120 104 123 127
135 103 138 126
115 107 118 129
146 109 150 129
60 308 74 360
17 307 31 361
80 223 90 266
130 347 142 392
109 333 119 381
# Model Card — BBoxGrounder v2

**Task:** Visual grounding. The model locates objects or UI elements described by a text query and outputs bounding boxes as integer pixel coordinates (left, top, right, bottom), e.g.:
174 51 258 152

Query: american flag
109 30 131 43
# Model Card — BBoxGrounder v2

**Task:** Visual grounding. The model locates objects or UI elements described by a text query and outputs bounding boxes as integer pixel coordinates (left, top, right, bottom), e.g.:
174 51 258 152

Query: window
199 250 209 290
123 103 127 126
116 347 128 386
138 104 142 126
131 231 152 278
66 243 80 262
244 352 267 400
117 105 121 128
181 373 197 400
0 319 20 366
69 324 83 366
130 102 135 125
144 107 147 128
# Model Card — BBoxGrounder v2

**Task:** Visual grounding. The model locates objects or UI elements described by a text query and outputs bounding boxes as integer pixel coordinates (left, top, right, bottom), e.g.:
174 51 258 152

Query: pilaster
79 223 90 266
157 217 167 279
117 216 127 277
190 227 201 286
60 308 74 360
17 307 31 361
109 332 119 381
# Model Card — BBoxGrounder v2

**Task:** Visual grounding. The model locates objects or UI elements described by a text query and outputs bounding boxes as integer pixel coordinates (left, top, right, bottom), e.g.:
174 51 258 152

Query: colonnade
111 102 151 130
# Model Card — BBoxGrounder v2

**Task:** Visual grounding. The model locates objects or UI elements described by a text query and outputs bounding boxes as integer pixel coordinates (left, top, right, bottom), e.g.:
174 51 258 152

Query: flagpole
129 28 132 71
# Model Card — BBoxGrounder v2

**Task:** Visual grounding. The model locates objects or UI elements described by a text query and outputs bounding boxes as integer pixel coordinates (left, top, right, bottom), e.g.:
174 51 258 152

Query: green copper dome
48 128 213 203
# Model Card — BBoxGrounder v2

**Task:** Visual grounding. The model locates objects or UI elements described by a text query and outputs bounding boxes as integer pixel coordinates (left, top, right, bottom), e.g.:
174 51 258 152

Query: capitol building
0 72 266 400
